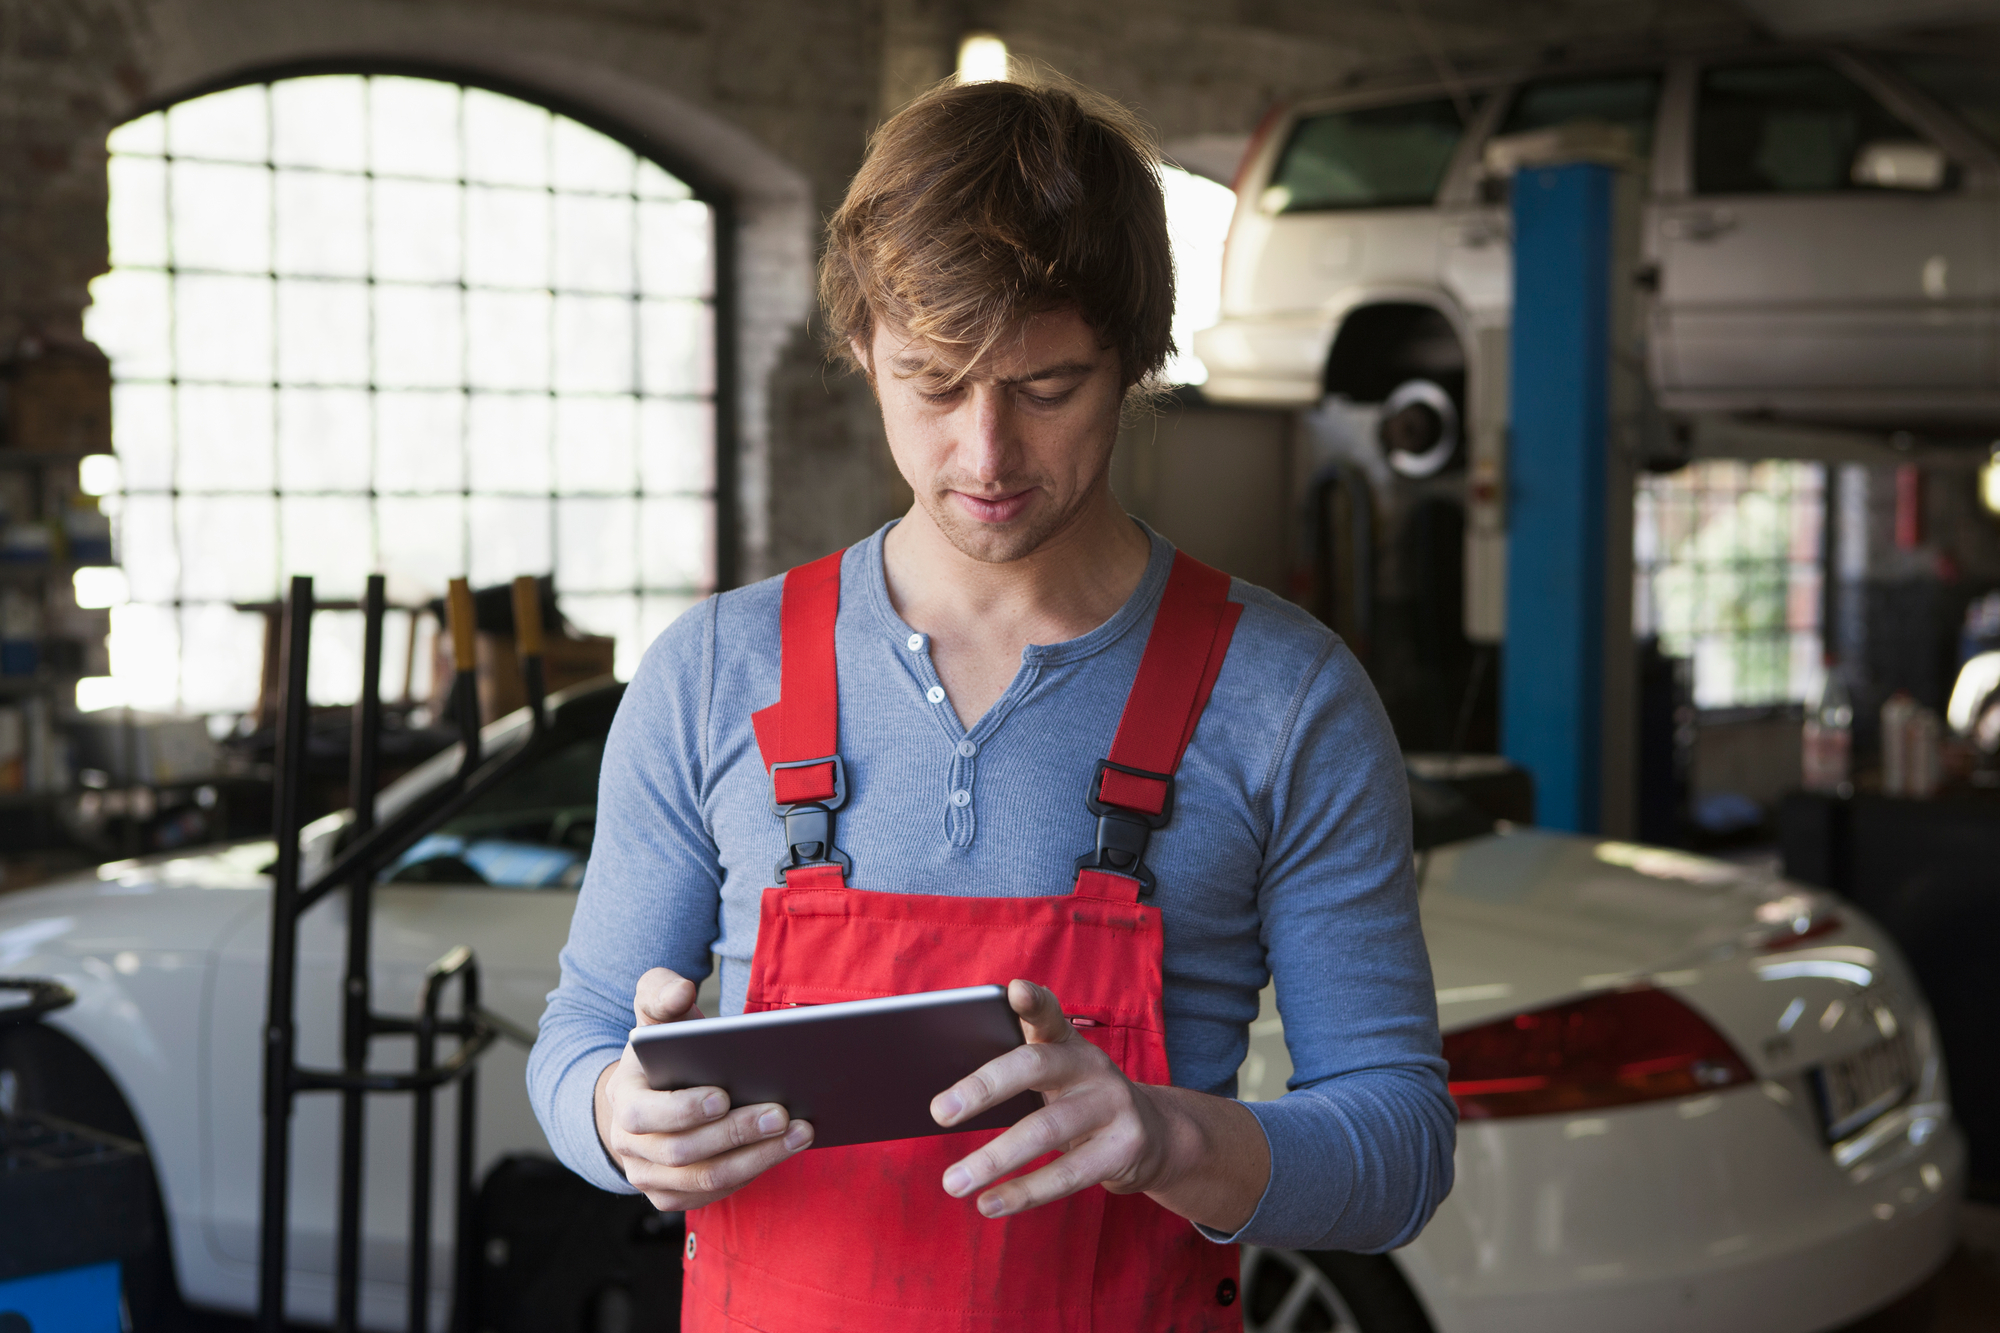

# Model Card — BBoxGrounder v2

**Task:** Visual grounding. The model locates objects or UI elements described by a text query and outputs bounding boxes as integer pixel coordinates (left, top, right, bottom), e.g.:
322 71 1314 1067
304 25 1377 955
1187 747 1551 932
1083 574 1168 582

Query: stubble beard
919 474 1092 566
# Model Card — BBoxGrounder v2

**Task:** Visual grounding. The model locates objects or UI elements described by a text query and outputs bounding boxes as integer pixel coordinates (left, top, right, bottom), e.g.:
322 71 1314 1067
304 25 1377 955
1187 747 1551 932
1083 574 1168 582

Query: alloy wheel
1240 1245 1362 1332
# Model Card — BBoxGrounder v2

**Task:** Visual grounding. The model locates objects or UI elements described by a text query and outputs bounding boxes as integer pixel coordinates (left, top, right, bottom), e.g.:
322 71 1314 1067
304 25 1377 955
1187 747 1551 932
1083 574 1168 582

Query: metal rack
258 572 555 1333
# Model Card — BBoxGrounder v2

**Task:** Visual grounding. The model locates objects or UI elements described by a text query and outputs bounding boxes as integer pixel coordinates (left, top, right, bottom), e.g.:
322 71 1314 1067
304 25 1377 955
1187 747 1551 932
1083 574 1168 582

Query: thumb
1009 979 1074 1045
633 968 701 1027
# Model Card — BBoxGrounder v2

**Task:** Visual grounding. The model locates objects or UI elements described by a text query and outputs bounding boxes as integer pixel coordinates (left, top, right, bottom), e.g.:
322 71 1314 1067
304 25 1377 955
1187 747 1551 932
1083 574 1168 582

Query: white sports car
0 681 1965 1332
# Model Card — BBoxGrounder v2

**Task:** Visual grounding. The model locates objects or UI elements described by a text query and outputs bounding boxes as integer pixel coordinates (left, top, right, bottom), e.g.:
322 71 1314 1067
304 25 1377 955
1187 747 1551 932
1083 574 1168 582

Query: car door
202 730 604 1319
1652 55 1994 405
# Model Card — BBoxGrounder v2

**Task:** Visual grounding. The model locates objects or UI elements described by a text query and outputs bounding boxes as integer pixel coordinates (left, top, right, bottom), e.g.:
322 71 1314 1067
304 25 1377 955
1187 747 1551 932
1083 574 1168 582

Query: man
529 73 1454 1331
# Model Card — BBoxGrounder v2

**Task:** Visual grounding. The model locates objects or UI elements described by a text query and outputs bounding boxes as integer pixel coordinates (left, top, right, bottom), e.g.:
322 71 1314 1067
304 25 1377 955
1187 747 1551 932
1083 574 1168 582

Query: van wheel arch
1323 303 1466 406
1325 303 1469 478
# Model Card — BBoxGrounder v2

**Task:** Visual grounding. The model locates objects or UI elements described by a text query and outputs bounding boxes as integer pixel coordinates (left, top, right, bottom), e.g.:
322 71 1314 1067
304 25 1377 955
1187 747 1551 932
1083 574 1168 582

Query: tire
1239 1246 1434 1333
0 1023 186 1331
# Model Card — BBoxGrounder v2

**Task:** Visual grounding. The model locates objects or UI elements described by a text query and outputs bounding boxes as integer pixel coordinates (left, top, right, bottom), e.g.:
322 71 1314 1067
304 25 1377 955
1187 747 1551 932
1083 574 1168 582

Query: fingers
604 1048 815 1210
610 1072 734 1137
931 1035 1099 1127
623 1117 814 1210
633 967 701 1026
1009 979 1074 1045
631 1098 798 1168
930 980 1087 1127
965 1132 1131 1217
941 1085 1127 1204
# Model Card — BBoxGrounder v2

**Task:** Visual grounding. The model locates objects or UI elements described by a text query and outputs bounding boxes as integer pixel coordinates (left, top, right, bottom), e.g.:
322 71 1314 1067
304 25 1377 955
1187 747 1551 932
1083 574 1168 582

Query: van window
1891 54 2000 149
1498 72 1662 159
1266 99 1465 211
1696 61 1933 195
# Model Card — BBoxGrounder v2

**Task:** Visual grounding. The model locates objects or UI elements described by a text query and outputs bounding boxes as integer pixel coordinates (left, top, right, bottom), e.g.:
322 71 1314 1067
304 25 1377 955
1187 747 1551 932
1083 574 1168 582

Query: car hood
0 840 277 963
1421 829 1819 1031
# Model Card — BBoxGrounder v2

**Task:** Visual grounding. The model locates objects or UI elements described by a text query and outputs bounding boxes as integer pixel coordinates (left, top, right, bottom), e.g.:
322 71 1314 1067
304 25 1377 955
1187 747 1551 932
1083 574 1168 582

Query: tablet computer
630 984 1042 1150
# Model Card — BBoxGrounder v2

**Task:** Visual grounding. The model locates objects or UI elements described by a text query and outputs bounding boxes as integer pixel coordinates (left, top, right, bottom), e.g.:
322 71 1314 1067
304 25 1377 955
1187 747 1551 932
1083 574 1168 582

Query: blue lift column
1502 162 1616 832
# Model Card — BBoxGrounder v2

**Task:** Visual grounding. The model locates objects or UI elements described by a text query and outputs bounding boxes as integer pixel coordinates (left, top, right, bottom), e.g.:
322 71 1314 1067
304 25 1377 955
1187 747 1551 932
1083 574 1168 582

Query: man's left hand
930 979 1266 1231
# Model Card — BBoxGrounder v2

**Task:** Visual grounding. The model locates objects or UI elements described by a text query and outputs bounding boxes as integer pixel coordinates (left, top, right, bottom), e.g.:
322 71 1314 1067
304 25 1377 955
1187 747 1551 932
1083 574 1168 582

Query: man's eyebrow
995 361 1097 386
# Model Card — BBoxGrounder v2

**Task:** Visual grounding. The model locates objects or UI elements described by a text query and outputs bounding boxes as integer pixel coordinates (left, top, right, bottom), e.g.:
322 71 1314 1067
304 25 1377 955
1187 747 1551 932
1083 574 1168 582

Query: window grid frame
1633 458 1827 711
96 73 724 714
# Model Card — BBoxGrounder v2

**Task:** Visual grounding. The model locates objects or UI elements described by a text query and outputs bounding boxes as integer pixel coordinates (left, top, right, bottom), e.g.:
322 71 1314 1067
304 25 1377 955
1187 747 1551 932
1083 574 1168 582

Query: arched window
86 74 718 714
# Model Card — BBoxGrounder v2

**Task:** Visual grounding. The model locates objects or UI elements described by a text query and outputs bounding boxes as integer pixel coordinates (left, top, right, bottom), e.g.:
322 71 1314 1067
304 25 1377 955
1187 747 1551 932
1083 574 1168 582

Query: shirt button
926 685 946 704
906 633 923 651
951 789 971 807
957 740 977 758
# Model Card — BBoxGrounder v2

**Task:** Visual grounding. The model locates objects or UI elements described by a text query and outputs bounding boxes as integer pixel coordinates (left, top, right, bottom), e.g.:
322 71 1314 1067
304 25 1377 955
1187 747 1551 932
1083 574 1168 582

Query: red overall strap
1097 553 1243 816
1073 553 1242 903
749 549 843 805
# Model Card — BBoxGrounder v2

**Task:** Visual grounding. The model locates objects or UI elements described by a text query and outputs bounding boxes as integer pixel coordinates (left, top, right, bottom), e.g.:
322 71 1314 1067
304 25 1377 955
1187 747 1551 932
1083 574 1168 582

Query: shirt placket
900 630 1040 851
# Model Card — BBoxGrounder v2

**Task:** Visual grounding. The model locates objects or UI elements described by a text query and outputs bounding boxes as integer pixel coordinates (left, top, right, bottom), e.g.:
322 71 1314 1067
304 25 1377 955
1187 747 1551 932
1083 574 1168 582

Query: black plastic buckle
770 756 850 883
1073 759 1174 895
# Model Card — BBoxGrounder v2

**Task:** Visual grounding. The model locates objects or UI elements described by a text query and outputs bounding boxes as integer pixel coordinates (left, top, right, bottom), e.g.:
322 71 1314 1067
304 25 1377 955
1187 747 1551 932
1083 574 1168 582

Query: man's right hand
594 967 813 1212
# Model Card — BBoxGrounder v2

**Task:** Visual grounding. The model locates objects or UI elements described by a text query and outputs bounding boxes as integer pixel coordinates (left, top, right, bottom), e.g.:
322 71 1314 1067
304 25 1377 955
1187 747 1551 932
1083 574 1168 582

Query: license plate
1812 1034 1915 1142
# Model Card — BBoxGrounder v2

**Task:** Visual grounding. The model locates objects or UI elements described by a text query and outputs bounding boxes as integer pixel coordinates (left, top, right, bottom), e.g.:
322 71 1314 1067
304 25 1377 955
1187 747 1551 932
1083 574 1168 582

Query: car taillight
1444 987 1753 1120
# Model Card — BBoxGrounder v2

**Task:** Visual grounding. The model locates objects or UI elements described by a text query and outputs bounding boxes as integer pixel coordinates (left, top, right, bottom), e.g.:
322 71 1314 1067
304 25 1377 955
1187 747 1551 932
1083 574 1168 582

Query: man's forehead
875 314 1109 384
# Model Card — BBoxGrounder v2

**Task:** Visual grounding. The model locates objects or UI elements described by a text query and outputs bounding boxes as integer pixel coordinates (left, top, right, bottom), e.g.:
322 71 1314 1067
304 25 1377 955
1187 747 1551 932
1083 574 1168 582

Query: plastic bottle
1882 692 1915 797
1802 661 1853 797
1909 705 1943 799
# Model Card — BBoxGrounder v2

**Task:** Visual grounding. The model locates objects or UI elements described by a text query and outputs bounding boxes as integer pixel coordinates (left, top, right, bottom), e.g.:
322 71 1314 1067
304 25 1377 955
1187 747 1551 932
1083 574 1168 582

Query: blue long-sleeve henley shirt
528 522 1456 1252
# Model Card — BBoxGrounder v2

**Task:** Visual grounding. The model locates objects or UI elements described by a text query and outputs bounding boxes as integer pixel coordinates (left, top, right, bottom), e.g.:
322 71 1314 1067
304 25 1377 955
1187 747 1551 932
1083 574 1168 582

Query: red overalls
680 547 1247 1333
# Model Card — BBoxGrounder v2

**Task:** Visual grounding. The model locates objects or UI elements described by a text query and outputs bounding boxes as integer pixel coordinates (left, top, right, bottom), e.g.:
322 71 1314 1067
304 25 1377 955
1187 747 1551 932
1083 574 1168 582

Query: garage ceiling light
957 33 1008 84
1982 444 2000 517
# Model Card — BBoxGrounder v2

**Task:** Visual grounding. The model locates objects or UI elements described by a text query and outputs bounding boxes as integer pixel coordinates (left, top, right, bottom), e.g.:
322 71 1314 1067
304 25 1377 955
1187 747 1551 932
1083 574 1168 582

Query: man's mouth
950 488 1037 524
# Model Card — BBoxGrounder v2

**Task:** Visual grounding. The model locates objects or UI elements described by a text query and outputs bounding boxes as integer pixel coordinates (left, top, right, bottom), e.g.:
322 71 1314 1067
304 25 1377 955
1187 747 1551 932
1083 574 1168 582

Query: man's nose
961 388 1017 482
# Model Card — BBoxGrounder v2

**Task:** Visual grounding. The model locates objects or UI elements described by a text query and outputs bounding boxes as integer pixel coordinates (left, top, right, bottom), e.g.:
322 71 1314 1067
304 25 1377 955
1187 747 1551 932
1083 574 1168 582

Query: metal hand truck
258 572 557 1333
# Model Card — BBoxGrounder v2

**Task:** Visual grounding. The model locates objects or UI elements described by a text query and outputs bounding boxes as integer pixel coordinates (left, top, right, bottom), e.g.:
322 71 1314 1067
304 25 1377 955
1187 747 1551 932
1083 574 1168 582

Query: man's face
867 307 1125 565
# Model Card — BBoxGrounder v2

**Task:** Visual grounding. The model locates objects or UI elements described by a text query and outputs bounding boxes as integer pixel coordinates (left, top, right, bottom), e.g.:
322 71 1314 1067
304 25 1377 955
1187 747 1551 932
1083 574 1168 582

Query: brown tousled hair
820 72 1174 392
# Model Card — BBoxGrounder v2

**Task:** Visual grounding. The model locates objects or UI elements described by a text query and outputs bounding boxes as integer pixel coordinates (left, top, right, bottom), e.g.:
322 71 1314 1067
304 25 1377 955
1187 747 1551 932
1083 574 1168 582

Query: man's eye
918 387 960 404
1023 389 1074 408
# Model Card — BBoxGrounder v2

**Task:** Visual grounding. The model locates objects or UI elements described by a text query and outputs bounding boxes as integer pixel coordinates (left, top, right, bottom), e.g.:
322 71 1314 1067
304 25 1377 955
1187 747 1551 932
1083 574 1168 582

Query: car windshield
383 733 605 888
1890 54 2000 150
1498 71 1662 160
1266 98 1466 211
1696 60 1932 195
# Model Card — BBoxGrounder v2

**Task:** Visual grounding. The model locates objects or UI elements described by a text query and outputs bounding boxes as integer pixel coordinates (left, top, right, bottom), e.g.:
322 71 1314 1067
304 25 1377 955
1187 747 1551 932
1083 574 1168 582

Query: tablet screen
630 984 1042 1149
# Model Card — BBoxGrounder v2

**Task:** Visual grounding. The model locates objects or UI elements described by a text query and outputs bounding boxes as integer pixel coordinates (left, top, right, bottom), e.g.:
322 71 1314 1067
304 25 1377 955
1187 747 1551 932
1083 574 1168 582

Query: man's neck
882 487 1152 728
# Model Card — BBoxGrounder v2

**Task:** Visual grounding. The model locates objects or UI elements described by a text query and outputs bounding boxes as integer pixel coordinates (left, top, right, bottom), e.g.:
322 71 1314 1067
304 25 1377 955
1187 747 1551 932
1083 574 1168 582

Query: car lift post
259 572 551 1333
1500 158 1640 833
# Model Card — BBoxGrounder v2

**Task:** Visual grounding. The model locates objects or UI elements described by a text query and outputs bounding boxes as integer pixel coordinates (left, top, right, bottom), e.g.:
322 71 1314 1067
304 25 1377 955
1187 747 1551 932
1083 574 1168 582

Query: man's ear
850 334 875 386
